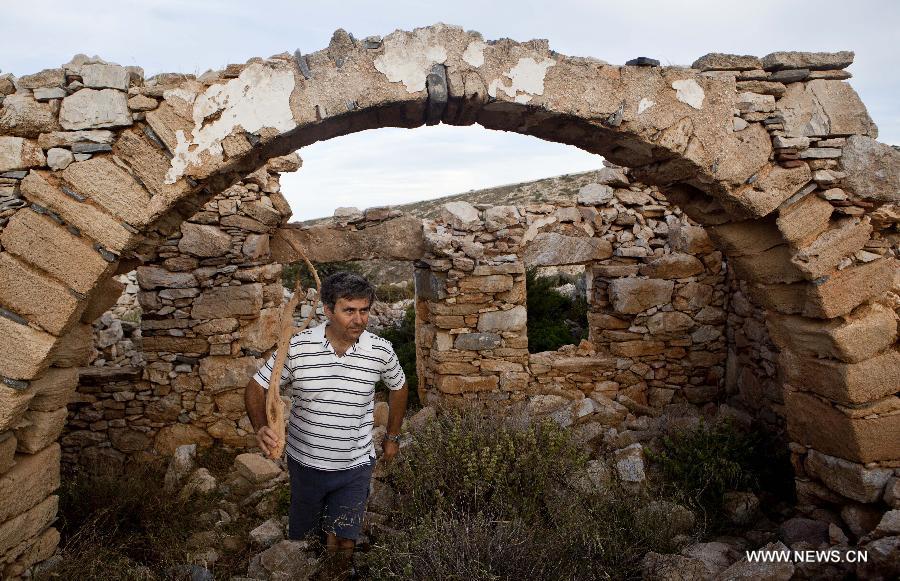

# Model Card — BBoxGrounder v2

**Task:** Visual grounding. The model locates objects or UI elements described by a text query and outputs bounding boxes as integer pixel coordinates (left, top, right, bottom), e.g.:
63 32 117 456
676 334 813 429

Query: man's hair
320 271 376 311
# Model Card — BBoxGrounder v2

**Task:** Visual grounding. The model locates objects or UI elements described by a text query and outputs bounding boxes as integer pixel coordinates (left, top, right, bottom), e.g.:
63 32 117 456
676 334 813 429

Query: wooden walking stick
265 242 321 460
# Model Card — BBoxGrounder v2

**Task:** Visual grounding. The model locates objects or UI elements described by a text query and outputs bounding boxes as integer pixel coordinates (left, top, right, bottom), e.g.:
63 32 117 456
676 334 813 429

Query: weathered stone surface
0 495 58 558
733 165 812 218
523 232 612 266
730 245 804 284
1 210 111 294
0 252 82 336
0 94 61 137
477 306 527 332
577 183 615 205
17 68 65 89
692 53 762 71
109 428 151 452
37 130 115 149
46 147 74 171
136 266 197 289
804 449 892 503
639 253 704 279
178 222 231 257
611 340 666 357
242 233 270 259
458 275 513 293
154 424 213 455
786 391 899 463
61 157 152 226
164 444 196 493
235 453 281 484
80 64 129 90
250 517 284 548
111 128 191 201
59 88 132 130
762 51 854 71
454 332 501 351
199 356 261 392
191 284 264 319
242 201 282 227
777 80 876 139
436 375 498 394
0 136 45 172
240 307 280 352
0 434 16 474
15 408 68 454
767 304 897 363
641 552 708 580
647 312 695 335
715 541 795 580
273 216 425 263
249 540 318 580
0 315 58 381
0 383 36 433
141 335 209 354
791 218 872 280
779 349 900 405
707 218 783 257
29 368 78 411
51 323 92 368
776 190 833 247
440 201 480 230
608 278 675 314
839 135 899 202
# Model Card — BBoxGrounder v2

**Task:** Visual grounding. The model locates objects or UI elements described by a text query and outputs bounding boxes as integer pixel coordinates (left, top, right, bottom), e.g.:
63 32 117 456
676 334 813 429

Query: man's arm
381 383 408 462
245 379 279 456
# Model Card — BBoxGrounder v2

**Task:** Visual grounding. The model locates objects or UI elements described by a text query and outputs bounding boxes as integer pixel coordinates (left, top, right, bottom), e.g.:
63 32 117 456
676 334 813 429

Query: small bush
648 419 794 526
526 268 589 353
377 305 419 408
364 409 688 580
375 282 414 303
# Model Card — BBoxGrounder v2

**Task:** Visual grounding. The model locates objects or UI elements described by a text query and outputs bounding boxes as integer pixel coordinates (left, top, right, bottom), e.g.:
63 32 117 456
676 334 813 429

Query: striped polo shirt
253 323 406 471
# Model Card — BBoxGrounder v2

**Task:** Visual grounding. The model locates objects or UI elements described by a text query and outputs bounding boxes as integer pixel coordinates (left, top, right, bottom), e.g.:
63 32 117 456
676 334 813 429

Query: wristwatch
384 433 401 443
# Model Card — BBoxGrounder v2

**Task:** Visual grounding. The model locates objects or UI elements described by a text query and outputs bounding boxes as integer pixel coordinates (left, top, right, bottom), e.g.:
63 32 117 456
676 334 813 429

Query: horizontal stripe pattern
254 324 405 471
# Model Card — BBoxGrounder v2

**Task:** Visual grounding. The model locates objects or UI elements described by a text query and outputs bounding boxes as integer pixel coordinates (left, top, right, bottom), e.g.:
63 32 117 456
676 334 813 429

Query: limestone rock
477 306 527 332
716 541 795 579
608 278 675 314
639 253 704 279
692 53 762 71
164 444 197 493
0 94 61 137
250 518 285 548
840 504 882 537
440 201 480 230
46 147 74 171
178 222 232 257
15 408 67 453
454 332 501 351
191 284 264 319
577 183 614 205
777 80 876 139
762 51 854 71
59 88 132 130
613 443 645 483
681 542 737 577
235 453 281 484
17 68 65 89
240 307 281 352
243 233 270 259
199 356 261 392
136 266 197 289
0 444 60 523
523 232 611 266
179 467 217 501
723 491 760 526
80 63 129 90
248 539 318 580
641 552 708 580
875 510 900 537
856 536 900 580
0 136 46 172
804 449 892 504
647 312 694 335
155 424 213 455
839 135 899 203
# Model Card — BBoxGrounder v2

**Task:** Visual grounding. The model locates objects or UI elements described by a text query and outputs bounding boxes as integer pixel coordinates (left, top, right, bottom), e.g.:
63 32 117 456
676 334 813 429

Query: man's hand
256 425 280 457
381 438 400 463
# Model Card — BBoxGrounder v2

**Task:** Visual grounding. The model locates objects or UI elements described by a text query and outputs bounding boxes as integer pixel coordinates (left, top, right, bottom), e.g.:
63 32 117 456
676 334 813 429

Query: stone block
646 312 694 335
234 453 281 484
733 165 811 217
477 306 527 332
61 157 153 227
214 388 245 416
608 279 674 314
762 51 854 71
37 130 115 149
21 171 134 253
81 276 126 323
59 88 132 130
0 444 60 523
459 275 513 293
29 368 78 411
777 80 876 139
730 245 804 284
154 424 213 455
0 94 61 137
1 210 112 294
454 333 501 351
80 64 129 90
791 218 872 280
0 434 15 474
0 384 36 433
0 252 83 336
199 356 261 392
17 68 65 89
243 201 282 227
779 349 900 405
240 307 281 352
191 284 263 319
776 190 833 247
707 218 783 257
638 253 704 279
0 317 57 380
610 341 666 357
436 375 498 394
0 495 58 558
242 234 270 259
804 448 892 503
52 323 92 367
111 128 191 201
767 303 897 363
839 135 899 203
693 53 763 71
15 408 68 454
136 265 197 289
0 136 45 172
5 526 59 577
786 391 899 463
141 335 209 354
523 233 612 266
440 201 480 230
414 270 447 300
178 222 231 257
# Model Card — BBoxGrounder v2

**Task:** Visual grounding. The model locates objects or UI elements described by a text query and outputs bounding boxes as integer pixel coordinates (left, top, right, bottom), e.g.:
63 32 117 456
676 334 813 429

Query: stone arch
1 23 897 574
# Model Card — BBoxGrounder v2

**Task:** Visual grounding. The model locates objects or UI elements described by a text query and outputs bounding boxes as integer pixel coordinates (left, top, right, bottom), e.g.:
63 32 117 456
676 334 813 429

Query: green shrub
648 419 794 525
364 409 689 580
377 305 419 408
375 282 414 303
525 267 589 353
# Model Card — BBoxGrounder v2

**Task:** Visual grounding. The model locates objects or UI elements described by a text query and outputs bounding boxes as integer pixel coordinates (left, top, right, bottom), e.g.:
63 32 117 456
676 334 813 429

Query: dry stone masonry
0 24 897 576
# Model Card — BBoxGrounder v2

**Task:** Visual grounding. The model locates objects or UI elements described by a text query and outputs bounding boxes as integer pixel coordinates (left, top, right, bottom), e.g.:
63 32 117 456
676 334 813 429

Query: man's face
325 296 371 341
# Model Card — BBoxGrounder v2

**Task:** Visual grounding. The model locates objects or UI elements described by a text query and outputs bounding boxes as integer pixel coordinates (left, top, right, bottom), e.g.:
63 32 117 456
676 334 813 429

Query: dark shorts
287 456 374 541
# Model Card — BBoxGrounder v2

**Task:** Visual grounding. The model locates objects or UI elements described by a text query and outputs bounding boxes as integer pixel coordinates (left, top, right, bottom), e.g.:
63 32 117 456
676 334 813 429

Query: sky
3 0 898 220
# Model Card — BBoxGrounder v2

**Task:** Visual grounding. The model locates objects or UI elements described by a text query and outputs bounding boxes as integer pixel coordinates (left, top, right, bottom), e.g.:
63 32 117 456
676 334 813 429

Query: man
244 271 408 577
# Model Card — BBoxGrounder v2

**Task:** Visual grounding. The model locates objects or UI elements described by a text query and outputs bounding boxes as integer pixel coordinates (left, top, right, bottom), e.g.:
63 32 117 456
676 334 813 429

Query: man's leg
318 459 374 578
288 457 328 540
